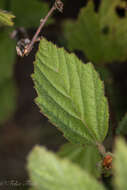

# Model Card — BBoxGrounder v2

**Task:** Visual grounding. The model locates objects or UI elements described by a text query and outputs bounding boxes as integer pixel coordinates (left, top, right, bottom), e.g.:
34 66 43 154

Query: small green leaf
64 0 127 64
27 146 106 190
116 114 127 135
113 138 127 190
33 38 109 145
0 9 15 26
58 143 101 178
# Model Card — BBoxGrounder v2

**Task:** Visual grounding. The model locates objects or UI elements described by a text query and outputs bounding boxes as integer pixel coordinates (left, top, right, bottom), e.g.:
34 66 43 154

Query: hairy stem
96 142 106 157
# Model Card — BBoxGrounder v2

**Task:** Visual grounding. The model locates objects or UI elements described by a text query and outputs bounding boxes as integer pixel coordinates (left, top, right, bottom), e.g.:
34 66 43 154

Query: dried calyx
16 38 31 57
55 0 64 12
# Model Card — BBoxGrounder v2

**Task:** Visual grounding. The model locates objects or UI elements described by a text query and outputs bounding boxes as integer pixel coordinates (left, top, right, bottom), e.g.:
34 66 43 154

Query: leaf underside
58 143 101 178
27 146 106 190
33 38 109 145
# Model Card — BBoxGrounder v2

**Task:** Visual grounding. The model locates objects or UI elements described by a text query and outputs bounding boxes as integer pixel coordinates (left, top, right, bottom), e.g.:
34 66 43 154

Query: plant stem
26 6 55 55
96 142 106 157
25 0 63 56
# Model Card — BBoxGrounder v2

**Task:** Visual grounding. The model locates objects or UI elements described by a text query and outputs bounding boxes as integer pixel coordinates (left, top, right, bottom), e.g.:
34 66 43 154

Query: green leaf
0 9 15 26
27 146 106 190
33 38 109 145
0 30 16 84
10 0 53 28
64 0 127 64
116 114 127 135
0 30 17 124
113 138 127 190
0 79 17 124
58 143 101 178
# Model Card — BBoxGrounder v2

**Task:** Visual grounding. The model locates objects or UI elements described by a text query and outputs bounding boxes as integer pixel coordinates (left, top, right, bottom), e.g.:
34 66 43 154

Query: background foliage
64 0 127 64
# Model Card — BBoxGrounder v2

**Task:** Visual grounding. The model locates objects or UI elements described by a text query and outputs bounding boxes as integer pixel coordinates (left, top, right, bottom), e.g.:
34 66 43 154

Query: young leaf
0 9 15 26
58 143 101 178
116 113 127 135
27 146 106 190
64 0 127 64
33 38 109 145
113 138 127 190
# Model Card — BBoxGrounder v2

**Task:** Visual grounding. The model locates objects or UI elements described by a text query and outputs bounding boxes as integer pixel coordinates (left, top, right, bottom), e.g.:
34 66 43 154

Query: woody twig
16 0 63 57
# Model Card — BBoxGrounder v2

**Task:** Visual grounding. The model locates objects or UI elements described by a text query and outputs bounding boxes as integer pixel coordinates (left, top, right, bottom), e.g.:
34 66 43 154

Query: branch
16 0 63 57
96 142 106 157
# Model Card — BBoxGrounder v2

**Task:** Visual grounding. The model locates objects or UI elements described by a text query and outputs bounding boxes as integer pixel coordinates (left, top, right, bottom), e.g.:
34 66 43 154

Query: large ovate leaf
0 9 15 26
33 38 109 145
64 0 127 64
113 138 127 190
58 143 101 178
27 146 106 190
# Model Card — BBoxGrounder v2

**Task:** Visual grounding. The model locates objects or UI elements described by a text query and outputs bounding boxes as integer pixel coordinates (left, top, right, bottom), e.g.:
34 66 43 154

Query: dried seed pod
55 0 64 12
16 38 30 57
